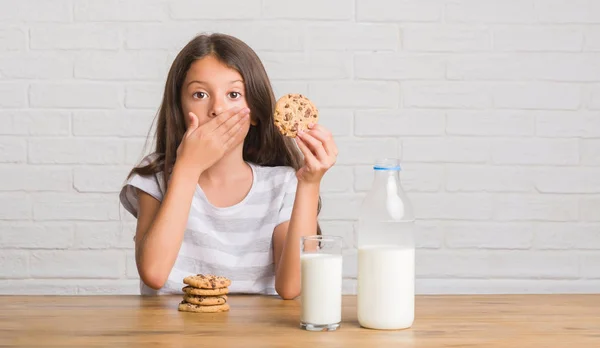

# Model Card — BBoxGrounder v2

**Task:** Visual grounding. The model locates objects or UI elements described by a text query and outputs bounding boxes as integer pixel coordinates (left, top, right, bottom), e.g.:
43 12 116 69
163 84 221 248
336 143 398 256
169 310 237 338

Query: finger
307 124 338 156
297 131 328 161
217 107 250 136
187 112 200 132
223 114 250 150
204 106 245 133
295 136 320 169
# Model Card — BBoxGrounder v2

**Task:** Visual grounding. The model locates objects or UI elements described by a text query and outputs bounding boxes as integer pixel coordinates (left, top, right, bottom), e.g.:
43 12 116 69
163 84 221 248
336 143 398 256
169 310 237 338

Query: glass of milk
300 235 343 331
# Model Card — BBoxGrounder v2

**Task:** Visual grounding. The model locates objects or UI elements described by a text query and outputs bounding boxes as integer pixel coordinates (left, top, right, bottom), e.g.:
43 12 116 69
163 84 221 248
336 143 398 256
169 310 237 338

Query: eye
193 92 207 99
228 92 242 99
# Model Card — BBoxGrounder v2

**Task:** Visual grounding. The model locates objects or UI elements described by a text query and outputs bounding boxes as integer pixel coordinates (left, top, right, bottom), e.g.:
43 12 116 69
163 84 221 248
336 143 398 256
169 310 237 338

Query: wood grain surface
1 294 599 347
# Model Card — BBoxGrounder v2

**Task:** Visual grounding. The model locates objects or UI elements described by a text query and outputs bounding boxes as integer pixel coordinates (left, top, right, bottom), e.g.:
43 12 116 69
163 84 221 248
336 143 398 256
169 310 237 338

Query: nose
209 96 225 118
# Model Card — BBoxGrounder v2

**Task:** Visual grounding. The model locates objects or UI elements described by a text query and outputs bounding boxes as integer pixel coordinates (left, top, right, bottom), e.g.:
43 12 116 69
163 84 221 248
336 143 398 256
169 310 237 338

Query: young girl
119 33 338 300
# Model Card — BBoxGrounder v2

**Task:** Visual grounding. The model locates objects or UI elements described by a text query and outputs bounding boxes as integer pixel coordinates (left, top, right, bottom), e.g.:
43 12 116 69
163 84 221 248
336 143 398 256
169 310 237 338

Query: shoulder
119 153 165 218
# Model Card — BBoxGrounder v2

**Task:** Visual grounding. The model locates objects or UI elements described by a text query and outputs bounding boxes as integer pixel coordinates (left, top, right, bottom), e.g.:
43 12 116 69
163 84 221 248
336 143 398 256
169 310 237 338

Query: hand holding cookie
295 123 338 184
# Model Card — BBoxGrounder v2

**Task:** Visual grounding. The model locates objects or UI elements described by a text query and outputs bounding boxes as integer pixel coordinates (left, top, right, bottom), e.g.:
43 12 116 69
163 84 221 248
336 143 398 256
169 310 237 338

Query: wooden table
1 295 599 347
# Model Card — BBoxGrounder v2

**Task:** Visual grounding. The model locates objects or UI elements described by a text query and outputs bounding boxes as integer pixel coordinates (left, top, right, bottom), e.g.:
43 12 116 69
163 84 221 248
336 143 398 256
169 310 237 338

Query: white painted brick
0 251 28 278
534 167 600 194
74 0 167 22
0 52 73 79
263 0 353 20
588 84 600 110
355 110 445 136
493 194 579 221
356 0 442 22
33 193 120 221
271 82 309 101
30 250 125 278
537 111 600 137
0 222 74 249
0 165 72 191
445 0 535 23
414 220 445 248
223 23 306 52
73 110 155 137
29 138 125 164
307 24 399 51
581 140 600 165
447 54 538 80
535 54 600 82
260 52 351 80
0 83 27 108
410 193 493 220
320 194 364 220
581 254 600 278
0 138 27 163
446 110 535 136
404 24 491 52
536 0 600 24
125 24 204 50
30 24 120 50
493 83 580 110
342 249 357 278
0 0 70 22
125 139 153 165
416 279 600 294
30 83 122 109
321 166 353 193
534 223 600 250
75 52 168 80
402 137 489 163
491 139 579 165
417 250 579 279
494 26 583 52
319 221 355 249
444 221 534 249
580 196 600 222
403 82 491 109
317 109 352 137
446 165 533 193
116 222 136 249
126 250 138 278
354 163 444 193
125 83 162 109
584 26 600 51
0 280 77 295
77 279 140 294
0 111 70 136
0 193 31 220
335 138 398 165
310 82 399 108
355 53 445 80
170 0 260 19
0 27 26 51
342 279 356 294
74 222 123 249
74 166 131 193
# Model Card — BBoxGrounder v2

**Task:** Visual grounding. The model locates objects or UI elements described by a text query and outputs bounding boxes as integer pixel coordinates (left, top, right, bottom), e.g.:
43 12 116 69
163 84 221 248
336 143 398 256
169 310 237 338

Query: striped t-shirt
119 154 297 296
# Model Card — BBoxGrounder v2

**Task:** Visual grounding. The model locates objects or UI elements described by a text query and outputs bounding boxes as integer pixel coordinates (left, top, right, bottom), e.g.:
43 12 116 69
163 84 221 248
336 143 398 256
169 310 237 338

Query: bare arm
272 124 338 300
272 182 320 300
134 164 198 289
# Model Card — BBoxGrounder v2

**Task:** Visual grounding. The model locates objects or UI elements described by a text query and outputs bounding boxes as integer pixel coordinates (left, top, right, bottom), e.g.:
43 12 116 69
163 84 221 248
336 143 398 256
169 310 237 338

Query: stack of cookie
178 274 231 313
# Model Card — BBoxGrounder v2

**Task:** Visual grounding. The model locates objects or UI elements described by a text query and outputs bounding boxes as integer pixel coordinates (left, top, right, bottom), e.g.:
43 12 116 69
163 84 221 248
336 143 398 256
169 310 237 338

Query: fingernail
308 123 315 128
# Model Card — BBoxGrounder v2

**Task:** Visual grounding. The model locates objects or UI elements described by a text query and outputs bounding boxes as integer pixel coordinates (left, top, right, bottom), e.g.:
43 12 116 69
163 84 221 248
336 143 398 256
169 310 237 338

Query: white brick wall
0 0 599 295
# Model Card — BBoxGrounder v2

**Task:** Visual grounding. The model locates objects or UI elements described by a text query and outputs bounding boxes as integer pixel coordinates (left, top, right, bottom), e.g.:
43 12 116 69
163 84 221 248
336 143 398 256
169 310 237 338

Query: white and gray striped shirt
119 154 297 296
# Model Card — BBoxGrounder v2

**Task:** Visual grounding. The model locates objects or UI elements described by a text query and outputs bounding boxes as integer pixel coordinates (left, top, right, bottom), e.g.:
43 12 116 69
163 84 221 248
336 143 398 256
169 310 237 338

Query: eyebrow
187 80 244 87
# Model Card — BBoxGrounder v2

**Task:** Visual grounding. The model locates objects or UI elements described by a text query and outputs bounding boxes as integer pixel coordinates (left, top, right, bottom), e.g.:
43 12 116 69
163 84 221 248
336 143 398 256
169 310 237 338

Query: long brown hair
129 33 321 233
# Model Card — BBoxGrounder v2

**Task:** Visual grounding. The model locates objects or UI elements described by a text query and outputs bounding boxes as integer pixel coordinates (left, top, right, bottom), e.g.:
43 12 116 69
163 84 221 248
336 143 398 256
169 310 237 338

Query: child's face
181 55 250 129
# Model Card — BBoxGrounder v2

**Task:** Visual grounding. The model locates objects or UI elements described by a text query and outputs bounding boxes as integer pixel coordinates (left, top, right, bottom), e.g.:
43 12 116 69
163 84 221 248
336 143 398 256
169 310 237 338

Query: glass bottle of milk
357 158 415 330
